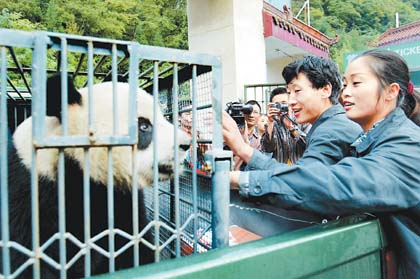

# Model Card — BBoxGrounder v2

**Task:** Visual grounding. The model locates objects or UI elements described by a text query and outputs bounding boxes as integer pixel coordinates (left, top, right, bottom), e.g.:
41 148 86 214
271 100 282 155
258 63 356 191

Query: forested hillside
0 0 419 68
292 0 420 68
0 0 188 49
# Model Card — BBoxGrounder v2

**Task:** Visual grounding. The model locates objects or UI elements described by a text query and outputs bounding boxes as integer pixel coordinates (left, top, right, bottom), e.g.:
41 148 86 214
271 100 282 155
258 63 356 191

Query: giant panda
5 74 191 278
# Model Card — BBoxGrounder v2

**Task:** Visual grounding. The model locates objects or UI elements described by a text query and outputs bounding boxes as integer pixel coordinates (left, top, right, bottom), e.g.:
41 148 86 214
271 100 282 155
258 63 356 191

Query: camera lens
276 102 288 113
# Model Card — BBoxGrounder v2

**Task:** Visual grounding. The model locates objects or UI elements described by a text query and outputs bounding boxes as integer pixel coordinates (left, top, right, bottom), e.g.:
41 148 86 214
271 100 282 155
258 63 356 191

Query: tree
1 0 418 70
43 0 137 38
0 0 188 50
292 0 420 70
133 0 188 48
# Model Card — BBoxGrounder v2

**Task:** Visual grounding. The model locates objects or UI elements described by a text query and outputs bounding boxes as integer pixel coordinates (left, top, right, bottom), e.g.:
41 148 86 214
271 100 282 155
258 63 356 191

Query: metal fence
244 83 285 113
0 29 230 278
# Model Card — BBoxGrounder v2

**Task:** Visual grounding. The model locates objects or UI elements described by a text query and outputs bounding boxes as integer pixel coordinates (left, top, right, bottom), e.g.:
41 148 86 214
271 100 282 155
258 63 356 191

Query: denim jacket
249 104 361 170
239 108 420 278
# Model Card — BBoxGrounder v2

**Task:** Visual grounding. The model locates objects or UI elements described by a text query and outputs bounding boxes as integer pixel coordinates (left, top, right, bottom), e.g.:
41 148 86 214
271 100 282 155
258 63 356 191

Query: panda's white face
13 82 191 189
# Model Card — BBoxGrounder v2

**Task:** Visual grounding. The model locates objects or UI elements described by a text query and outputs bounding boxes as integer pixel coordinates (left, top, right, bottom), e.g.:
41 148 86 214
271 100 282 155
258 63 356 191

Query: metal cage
0 29 230 278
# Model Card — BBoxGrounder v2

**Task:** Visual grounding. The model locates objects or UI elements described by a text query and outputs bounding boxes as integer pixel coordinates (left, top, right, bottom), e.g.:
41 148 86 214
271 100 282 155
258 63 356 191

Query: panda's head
13 75 191 189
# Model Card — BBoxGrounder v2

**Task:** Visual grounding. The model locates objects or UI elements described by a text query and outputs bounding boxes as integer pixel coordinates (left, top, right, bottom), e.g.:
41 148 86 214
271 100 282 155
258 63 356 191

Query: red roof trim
378 20 420 46
263 1 338 47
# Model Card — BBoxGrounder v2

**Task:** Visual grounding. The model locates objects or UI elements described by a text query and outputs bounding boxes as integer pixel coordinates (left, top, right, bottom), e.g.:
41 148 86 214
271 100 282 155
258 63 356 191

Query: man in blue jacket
229 56 362 237
225 50 420 278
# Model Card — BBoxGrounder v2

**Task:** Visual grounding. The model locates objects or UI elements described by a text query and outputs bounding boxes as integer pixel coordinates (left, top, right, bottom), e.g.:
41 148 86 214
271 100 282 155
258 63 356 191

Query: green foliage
0 0 43 23
0 0 418 73
0 8 43 31
42 0 137 38
0 0 188 50
292 0 420 70
134 0 188 48
0 8 43 89
0 0 188 95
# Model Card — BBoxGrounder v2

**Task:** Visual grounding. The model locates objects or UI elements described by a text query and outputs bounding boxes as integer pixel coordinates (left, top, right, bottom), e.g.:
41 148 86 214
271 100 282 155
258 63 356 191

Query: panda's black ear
46 74 82 120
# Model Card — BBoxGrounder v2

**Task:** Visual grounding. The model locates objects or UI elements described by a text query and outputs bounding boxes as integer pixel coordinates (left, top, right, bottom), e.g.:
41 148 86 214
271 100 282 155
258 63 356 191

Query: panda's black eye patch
138 117 153 150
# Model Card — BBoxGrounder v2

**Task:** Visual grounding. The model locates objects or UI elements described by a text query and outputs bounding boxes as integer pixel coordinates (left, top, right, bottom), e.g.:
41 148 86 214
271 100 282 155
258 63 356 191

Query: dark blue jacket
250 104 361 170
299 104 362 165
239 108 420 278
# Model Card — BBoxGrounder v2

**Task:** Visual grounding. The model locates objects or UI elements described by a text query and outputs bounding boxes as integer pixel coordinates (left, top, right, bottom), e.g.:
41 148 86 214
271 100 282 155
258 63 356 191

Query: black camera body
272 102 289 114
226 102 254 127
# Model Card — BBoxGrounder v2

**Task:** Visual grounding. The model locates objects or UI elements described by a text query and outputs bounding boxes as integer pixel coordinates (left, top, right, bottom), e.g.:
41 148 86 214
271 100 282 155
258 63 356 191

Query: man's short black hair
270 87 288 102
245 99 261 112
282 56 341 104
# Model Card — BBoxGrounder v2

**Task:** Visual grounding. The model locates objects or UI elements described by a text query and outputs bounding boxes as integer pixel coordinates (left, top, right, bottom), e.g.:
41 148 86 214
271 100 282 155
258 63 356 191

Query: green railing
92 215 386 279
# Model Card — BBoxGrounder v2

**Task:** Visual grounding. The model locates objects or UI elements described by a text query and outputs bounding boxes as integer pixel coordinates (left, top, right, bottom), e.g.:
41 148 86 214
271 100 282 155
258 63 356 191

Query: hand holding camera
267 102 288 122
225 102 254 128
270 102 289 115
267 102 297 130
222 111 254 164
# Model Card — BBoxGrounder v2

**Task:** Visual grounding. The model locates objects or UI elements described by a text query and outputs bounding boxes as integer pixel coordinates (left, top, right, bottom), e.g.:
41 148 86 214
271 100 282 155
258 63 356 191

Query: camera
225 102 254 127
271 102 289 114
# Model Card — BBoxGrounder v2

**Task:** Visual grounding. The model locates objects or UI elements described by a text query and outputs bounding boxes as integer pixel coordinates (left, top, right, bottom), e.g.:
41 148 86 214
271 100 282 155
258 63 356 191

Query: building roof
377 20 420 47
263 1 338 52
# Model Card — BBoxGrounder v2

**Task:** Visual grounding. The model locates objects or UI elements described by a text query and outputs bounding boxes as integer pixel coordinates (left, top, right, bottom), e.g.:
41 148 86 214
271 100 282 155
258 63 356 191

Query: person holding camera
261 87 310 165
233 100 262 170
231 55 362 171
225 50 420 278
243 100 262 149
226 56 362 238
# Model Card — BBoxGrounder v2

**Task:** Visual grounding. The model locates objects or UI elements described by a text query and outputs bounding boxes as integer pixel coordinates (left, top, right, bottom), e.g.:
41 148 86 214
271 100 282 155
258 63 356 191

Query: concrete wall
266 57 287 84
187 0 267 105
266 55 302 83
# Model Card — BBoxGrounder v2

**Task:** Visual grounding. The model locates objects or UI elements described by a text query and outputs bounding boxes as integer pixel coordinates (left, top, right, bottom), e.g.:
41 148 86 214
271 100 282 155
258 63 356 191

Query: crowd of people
178 49 419 278
222 50 419 279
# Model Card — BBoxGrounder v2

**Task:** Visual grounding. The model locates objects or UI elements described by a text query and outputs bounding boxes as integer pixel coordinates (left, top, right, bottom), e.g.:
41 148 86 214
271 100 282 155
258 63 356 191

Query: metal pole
307 0 310 26
211 156 231 248
210 61 231 248
1 44 11 279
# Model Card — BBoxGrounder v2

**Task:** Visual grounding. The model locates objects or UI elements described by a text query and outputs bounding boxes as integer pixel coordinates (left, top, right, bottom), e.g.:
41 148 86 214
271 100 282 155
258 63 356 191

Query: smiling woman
342 50 413 131
224 50 420 278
